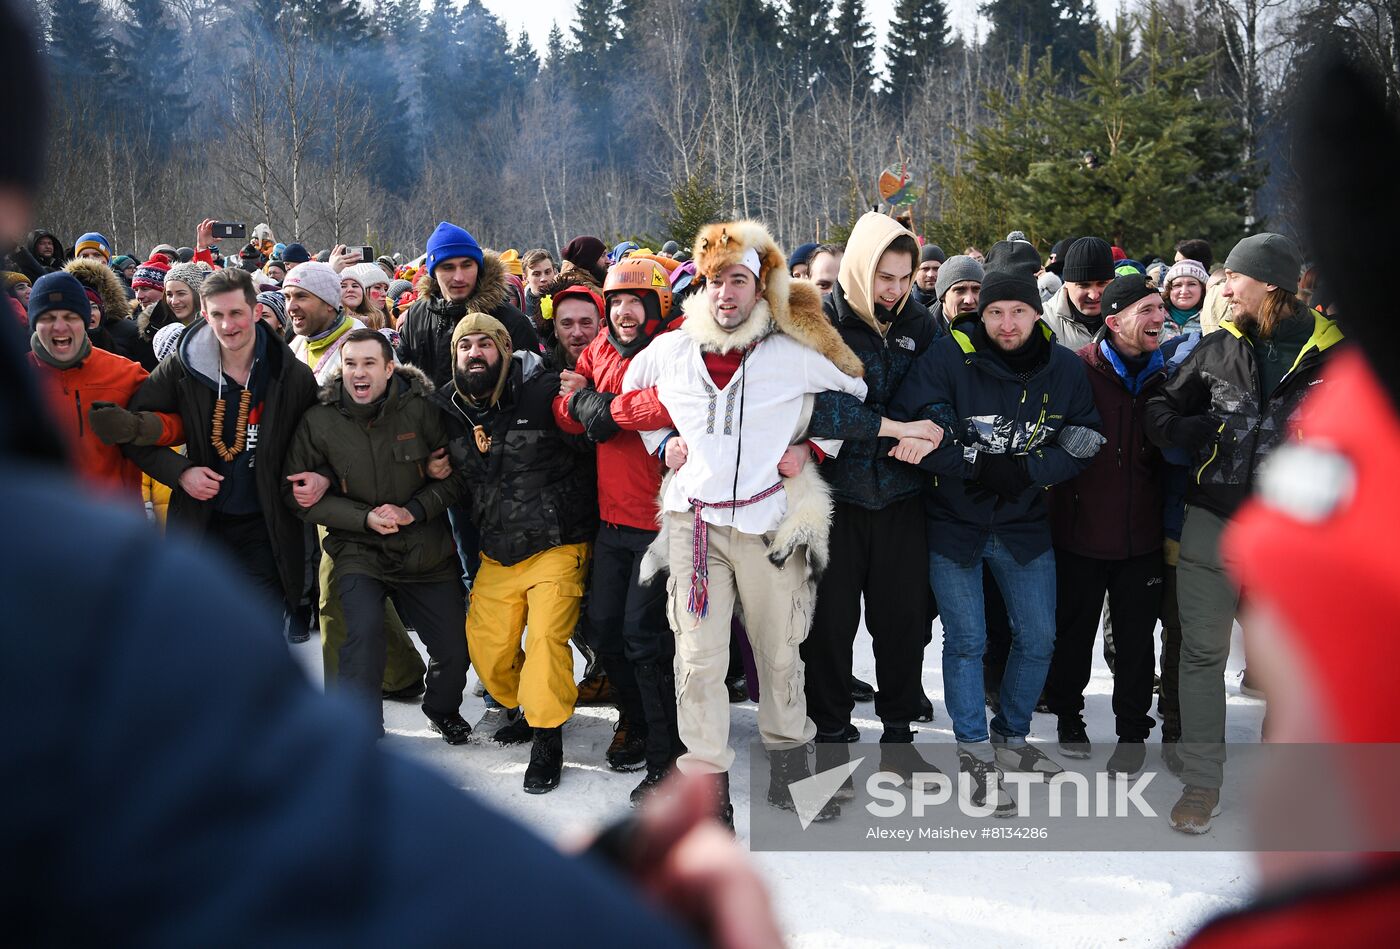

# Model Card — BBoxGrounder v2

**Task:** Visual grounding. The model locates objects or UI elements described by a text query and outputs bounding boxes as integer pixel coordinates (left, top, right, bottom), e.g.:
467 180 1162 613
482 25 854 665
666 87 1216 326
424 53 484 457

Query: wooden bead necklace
211 389 253 462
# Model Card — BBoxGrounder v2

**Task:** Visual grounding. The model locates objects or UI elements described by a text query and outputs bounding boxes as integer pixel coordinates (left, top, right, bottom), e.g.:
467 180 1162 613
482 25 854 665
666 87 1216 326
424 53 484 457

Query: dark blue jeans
929 536 1056 746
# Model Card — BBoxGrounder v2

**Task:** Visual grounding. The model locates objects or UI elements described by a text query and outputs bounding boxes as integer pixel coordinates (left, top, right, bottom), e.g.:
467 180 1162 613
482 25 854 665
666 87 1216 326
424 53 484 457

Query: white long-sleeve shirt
623 329 867 535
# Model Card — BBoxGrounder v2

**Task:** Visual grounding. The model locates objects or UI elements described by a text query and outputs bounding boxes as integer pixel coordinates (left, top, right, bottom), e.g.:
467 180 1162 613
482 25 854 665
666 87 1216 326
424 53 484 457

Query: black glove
975 453 1033 500
569 388 620 443
88 402 164 446
1168 414 1220 452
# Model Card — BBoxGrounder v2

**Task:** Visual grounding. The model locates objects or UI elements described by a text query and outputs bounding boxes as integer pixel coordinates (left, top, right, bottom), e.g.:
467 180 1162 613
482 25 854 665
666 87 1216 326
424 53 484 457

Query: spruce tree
46 0 115 94
827 0 875 95
783 0 830 89
111 0 191 146
511 28 539 85
884 0 950 103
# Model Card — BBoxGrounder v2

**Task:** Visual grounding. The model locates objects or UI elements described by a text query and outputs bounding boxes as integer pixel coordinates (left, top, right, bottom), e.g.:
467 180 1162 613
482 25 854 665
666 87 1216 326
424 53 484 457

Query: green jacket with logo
283 363 464 583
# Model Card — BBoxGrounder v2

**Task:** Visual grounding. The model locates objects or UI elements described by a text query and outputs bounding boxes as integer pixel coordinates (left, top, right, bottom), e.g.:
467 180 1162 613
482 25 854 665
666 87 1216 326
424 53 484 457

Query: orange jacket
28 347 183 500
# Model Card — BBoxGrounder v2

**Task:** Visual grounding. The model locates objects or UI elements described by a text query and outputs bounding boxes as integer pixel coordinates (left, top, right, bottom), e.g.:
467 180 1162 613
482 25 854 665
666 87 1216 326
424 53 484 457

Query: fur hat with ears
691 219 864 378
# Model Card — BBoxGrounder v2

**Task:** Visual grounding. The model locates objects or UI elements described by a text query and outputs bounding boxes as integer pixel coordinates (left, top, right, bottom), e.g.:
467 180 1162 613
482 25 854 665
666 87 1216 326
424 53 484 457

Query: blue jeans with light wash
929 536 1057 746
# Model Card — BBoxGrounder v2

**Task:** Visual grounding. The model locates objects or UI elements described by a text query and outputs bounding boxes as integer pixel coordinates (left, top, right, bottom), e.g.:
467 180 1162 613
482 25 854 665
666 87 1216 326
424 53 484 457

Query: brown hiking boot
605 712 647 772
1170 785 1221 834
575 672 616 706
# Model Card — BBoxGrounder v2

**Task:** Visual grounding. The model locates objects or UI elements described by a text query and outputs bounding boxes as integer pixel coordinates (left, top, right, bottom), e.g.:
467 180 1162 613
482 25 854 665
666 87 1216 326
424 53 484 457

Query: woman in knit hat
163 261 208 327
340 262 392 331
1162 259 1208 339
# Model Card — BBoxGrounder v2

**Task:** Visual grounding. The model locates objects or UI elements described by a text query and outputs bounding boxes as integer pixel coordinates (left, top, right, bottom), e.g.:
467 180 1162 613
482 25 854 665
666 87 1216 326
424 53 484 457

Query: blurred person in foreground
0 4 780 944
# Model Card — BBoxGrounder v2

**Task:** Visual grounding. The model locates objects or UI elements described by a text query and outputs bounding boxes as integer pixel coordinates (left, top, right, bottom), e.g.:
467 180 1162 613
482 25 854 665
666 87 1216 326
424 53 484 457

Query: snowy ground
292 616 1266 948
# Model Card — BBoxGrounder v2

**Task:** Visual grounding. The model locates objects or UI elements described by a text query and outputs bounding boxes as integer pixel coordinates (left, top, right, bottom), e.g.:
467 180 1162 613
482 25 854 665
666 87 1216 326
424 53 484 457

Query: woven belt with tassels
686 481 784 619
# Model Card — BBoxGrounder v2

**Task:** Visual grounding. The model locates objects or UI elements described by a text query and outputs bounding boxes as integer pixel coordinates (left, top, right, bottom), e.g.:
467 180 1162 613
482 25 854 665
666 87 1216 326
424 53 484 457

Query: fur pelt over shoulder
689 219 863 378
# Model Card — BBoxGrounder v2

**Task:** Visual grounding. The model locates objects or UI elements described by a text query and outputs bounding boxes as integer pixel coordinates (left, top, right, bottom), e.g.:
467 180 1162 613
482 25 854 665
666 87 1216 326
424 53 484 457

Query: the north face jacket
283 364 464 583
889 313 1102 565
435 351 597 567
1144 310 1344 519
806 222 942 511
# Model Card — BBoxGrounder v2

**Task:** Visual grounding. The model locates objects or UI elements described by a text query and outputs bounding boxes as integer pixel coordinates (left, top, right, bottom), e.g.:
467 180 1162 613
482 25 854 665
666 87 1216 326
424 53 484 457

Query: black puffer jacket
807 283 940 510
397 250 542 390
1144 311 1344 519
434 352 597 567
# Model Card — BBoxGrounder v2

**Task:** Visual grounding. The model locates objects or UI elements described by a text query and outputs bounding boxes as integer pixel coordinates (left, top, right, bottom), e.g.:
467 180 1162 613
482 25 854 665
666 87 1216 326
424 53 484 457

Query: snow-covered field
293 616 1265 948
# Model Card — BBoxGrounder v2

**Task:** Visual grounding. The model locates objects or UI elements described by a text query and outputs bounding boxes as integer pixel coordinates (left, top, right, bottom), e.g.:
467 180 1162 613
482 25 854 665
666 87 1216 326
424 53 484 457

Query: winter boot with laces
957 750 1017 818
606 710 648 772
523 727 564 794
767 745 840 821
424 709 473 745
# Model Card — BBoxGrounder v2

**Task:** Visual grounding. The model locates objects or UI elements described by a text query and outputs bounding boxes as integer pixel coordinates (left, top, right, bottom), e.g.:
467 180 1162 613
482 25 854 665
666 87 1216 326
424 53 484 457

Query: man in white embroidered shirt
623 220 868 826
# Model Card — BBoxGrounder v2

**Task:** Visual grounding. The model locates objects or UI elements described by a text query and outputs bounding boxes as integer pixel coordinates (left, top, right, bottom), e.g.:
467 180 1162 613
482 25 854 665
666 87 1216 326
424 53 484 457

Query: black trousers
208 510 287 617
588 523 681 769
1044 548 1164 740
803 496 929 735
339 572 468 724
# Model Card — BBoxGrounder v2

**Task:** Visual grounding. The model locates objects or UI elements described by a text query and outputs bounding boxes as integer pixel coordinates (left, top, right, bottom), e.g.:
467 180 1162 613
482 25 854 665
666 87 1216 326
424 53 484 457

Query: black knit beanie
1062 237 1115 283
977 270 1043 315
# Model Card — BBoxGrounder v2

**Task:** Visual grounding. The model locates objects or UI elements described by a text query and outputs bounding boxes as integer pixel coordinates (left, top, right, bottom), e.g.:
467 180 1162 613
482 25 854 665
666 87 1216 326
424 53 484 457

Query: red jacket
553 330 674 532
29 347 182 500
1047 340 1166 559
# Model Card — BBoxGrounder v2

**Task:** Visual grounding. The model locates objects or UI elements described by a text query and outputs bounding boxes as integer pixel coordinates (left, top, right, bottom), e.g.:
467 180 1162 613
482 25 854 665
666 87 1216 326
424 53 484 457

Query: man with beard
623 220 869 826
1043 237 1115 349
560 235 610 286
890 270 1102 816
555 257 686 803
1145 232 1344 833
283 330 471 743
282 260 429 698
433 313 597 794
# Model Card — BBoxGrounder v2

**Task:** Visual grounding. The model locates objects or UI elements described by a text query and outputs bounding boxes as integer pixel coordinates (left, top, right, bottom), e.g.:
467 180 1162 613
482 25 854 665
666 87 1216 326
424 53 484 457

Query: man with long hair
1145 232 1344 834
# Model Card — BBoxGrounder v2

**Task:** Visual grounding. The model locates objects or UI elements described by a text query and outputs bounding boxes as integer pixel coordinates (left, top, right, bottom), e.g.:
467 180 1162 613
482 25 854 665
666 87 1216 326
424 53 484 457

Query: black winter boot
424 709 472 745
879 725 942 783
815 734 856 802
524 727 563 794
767 745 839 821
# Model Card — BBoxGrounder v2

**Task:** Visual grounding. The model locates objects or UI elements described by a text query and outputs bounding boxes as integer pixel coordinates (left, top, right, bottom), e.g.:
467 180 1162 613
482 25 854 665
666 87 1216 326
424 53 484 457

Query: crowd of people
3 206 1339 834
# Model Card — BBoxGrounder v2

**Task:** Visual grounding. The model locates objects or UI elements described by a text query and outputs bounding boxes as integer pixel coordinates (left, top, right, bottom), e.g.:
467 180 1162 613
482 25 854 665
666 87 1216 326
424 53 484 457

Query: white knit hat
282 260 342 310
342 262 389 290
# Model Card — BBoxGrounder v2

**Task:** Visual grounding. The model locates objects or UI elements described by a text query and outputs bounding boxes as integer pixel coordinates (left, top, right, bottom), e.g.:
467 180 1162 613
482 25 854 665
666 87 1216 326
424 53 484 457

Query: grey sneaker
473 705 525 742
957 751 1017 818
991 734 1064 775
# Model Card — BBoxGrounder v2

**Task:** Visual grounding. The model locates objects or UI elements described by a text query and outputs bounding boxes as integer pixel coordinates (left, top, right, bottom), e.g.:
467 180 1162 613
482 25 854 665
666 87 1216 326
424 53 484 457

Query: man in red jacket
1044 273 1168 778
554 257 685 805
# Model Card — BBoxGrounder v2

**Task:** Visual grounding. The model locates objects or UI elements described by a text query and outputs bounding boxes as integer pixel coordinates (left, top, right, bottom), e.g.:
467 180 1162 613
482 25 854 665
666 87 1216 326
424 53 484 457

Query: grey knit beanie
935 254 985 299
164 262 209 294
1224 233 1302 293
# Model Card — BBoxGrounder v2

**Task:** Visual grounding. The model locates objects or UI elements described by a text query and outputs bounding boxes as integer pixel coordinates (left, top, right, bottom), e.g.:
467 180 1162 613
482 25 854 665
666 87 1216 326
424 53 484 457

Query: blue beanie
28 271 93 332
426 222 484 276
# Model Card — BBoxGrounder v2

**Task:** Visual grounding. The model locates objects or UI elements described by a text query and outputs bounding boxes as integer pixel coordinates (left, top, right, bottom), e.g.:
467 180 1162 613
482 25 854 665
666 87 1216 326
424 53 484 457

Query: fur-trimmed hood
412 248 512 314
317 360 434 406
679 273 864 377
64 257 132 323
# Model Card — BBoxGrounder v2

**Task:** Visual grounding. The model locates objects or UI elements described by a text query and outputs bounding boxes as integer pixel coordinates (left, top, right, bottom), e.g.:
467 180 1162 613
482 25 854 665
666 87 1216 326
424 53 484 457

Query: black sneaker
992 736 1064 775
629 767 670 808
1057 716 1092 759
815 739 857 802
605 713 647 772
1106 740 1147 779
984 684 1001 715
957 751 1017 818
915 691 936 723
524 727 563 794
850 675 875 703
424 709 472 745
382 679 426 702
492 708 532 746
1034 693 1052 714
840 722 860 742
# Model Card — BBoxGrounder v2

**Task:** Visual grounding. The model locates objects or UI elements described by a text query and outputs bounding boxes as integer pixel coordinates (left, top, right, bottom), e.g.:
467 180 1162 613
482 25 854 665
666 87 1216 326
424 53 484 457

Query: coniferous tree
511 28 540 85
784 0 831 90
111 0 191 146
828 0 876 94
46 0 115 93
544 20 567 70
884 0 950 103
